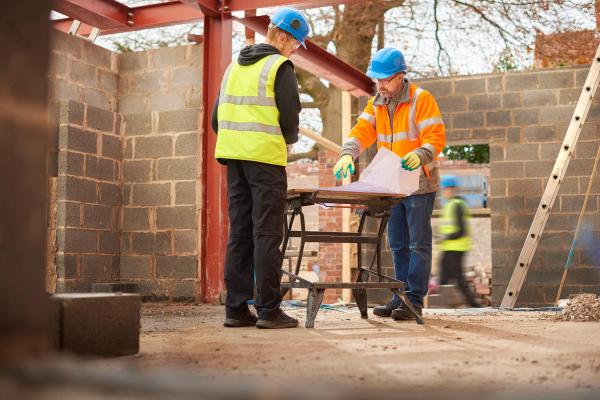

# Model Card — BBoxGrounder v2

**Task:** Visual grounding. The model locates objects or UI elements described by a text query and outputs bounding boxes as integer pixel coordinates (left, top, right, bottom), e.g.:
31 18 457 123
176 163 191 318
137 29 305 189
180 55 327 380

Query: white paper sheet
325 147 420 195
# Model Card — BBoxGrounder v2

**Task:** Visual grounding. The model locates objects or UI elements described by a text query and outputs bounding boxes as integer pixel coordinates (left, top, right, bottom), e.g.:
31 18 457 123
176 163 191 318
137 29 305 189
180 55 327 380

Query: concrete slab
52 293 140 357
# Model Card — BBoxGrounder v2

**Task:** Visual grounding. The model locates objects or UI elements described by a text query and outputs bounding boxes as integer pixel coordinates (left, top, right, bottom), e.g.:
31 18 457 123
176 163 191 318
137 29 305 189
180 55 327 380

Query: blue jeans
388 192 435 308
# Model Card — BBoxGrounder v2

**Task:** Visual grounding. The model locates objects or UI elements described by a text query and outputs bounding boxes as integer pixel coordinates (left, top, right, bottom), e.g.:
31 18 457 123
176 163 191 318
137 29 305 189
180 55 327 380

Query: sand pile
556 293 600 321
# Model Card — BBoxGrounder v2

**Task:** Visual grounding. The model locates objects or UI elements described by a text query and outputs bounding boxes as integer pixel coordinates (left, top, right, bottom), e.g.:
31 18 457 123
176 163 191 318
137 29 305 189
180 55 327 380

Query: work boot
223 308 258 327
256 309 298 329
391 304 423 321
372 300 402 317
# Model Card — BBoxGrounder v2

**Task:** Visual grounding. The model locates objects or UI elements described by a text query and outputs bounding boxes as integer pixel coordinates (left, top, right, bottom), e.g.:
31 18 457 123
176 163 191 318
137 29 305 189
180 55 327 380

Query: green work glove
333 155 355 180
401 151 421 171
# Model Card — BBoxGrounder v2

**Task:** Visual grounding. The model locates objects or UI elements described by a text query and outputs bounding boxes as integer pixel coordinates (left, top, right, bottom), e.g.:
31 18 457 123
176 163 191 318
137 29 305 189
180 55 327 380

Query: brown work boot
391 304 423 321
256 309 298 329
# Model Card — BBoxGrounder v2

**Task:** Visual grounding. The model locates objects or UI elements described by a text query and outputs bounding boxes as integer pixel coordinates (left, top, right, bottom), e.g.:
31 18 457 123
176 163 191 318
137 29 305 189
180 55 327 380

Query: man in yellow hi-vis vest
438 175 480 308
212 7 309 329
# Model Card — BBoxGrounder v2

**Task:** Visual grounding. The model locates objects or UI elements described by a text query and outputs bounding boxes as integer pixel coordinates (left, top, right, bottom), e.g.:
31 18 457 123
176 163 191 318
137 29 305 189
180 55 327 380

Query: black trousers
439 251 479 307
224 160 286 319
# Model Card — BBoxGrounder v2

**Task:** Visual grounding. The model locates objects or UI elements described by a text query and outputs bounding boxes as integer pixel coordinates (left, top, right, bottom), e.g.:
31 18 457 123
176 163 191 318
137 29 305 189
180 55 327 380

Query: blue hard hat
366 47 407 79
270 7 310 49
441 175 459 188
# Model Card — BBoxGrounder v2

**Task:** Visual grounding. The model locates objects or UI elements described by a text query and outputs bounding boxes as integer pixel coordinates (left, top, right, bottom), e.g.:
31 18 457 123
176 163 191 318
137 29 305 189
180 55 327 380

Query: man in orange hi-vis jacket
333 47 446 321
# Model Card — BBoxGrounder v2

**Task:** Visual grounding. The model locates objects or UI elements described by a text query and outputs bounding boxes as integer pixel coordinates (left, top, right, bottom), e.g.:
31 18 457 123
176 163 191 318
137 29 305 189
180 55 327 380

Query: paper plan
324 147 420 195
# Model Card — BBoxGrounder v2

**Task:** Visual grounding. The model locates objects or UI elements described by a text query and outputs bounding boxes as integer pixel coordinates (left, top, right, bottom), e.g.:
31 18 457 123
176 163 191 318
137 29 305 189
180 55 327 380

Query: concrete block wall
53 101 122 292
48 31 202 301
49 31 118 112
418 67 600 306
118 45 202 301
49 31 121 292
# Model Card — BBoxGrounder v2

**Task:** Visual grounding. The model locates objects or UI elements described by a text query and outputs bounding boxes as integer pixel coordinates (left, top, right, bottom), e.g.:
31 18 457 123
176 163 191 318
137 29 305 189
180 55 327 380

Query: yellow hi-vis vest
439 198 471 252
215 54 289 166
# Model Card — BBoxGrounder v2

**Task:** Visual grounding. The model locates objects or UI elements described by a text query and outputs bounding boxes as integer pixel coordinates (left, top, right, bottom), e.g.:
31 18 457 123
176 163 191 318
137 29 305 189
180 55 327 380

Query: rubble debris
555 293 600 322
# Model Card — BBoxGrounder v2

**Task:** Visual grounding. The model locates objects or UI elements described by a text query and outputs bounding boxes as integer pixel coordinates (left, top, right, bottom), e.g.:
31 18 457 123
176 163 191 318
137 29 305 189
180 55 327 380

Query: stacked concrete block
49 31 118 112
118 44 202 302
55 100 122 292
52 293 140 357
49 31 121 293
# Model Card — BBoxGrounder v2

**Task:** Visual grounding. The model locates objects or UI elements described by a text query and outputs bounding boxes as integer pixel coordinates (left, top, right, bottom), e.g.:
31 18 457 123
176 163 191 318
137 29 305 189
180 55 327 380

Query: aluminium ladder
501 43 600 308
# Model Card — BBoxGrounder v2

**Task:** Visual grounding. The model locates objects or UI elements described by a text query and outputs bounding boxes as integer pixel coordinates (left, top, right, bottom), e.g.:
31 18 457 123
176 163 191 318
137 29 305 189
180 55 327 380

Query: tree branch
450 0 532 50
288 144 319 162
295 68 329 110
433 0 453 74
301 101 319 109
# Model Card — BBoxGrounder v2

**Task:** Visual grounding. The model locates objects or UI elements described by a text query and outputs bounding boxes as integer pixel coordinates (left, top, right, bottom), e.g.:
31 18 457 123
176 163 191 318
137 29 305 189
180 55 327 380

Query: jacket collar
372 77 411 106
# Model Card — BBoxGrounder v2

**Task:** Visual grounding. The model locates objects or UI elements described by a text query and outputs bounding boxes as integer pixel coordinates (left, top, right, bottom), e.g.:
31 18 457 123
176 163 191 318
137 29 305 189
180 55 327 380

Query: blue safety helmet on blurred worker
366 47 407 79
270 7 310 49
441 175 459 189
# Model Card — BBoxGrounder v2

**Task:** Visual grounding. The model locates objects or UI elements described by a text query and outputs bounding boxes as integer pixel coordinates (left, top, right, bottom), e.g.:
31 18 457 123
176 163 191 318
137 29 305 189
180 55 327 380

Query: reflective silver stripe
377 133 391 143
378 132 408 144
422 143 438 157
218 120 282 136
219 55 284 106
358 112 376 127
218 64 233 102
417 116 444 131
394 131 408 141
219 95 276 107
408 87 423 141
259 54 282 97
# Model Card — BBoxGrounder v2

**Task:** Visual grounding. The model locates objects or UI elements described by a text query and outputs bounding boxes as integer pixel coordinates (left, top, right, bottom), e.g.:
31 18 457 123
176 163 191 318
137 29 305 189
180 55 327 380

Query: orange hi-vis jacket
341 81 446 187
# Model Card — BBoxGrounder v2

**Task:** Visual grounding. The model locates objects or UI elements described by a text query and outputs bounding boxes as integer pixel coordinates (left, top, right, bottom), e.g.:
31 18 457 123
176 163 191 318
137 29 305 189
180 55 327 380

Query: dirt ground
86 303 600 396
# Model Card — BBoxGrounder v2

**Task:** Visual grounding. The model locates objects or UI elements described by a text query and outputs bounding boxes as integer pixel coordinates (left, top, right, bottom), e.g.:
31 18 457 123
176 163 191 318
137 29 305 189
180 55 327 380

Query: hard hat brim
366 68 405 80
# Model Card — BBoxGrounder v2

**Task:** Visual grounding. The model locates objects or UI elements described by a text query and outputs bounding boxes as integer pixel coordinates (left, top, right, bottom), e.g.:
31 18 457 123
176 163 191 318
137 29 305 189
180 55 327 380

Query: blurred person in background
438 175 480 308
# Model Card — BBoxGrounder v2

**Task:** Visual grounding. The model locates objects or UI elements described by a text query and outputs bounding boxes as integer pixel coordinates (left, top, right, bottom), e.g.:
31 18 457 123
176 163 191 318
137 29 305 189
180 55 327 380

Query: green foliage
442 144 489 164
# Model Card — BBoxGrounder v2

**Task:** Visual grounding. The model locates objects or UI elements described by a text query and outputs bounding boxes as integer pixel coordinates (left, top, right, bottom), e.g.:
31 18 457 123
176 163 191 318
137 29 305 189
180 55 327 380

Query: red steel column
200 12 232 303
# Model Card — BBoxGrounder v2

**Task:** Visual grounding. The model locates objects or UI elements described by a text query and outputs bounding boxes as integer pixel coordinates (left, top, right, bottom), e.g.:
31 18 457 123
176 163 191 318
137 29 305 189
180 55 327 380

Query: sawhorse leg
391 288 424 325
352 288 368 319
305 288 325 328
353 268 370 319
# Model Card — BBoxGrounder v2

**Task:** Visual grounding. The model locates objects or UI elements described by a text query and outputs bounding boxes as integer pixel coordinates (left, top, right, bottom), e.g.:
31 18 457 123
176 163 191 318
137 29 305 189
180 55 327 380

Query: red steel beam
229 0 361 11
51 0 130 29
52 1 204 36
196 0 221 16
235 15 373 97
201 14 232 303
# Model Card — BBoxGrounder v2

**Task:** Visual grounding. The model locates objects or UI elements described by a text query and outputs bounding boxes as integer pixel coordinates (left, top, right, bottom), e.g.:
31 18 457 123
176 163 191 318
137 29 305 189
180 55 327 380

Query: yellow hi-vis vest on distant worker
215 54 289 166
439 198 471 252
